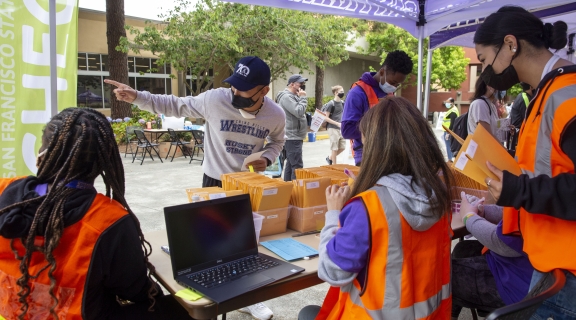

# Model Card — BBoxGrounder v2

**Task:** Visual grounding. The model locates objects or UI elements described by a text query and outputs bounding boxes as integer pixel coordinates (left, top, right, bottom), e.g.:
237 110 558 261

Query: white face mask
445 102 452 108
379 71 397 94
36 149 47 168
238 108 256 119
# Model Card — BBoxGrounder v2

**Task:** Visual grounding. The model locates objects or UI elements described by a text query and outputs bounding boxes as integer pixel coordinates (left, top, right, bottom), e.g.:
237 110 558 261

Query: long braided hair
0 108 157 319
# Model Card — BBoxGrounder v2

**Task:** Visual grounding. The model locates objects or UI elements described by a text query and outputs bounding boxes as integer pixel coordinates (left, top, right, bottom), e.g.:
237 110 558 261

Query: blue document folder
260 238 319 261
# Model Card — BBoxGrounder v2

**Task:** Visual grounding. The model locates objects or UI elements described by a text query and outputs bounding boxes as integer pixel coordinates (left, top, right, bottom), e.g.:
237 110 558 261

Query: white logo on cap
236 63 250 77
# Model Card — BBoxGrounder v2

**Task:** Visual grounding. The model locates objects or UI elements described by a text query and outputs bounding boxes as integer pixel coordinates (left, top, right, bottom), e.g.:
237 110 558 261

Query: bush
306 96 339 113
110 105 160 144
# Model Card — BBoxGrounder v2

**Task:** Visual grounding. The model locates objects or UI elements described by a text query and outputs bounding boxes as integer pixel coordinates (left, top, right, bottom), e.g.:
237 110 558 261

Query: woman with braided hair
0 108 189 319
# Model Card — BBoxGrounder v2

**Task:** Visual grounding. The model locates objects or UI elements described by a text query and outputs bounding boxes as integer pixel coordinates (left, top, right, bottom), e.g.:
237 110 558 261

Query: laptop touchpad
236 274 274 290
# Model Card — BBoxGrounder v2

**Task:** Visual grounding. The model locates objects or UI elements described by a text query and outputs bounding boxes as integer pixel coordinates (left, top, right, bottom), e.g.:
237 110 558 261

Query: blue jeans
444 132 454 160
530 270 576 320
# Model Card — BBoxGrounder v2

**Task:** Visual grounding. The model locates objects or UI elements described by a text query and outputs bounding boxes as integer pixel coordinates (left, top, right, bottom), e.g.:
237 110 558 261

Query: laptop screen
164 194 258 275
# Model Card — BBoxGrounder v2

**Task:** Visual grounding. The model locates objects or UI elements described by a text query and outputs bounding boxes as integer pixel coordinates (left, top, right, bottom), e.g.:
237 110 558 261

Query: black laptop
163 194 305 303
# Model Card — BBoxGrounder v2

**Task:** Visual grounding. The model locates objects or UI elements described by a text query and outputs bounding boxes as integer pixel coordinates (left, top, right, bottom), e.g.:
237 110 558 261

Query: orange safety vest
0 177 129 319
348 81 381 158
502 67 576 275
317 186 452 319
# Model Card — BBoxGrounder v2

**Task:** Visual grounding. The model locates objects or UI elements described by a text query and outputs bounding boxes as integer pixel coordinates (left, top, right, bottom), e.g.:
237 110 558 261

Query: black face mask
479 46 520 91
337 93 345 98
231 88 263 109
300 84 306 91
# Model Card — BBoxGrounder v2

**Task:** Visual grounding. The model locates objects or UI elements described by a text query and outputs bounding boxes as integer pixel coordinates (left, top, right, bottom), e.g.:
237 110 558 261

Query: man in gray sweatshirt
276 74 308 181
106 56 283 319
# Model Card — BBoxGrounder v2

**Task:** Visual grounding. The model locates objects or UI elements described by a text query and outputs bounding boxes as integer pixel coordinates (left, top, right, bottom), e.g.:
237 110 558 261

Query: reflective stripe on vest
503 72 576 275
442 107 459 130
0 183 129 319
521 92 530 108
323 186 451 319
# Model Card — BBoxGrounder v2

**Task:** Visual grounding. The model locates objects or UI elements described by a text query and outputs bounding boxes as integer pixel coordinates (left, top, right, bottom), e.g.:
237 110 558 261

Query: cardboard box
185 187 245 202
288 205 327 233
256 207 289 237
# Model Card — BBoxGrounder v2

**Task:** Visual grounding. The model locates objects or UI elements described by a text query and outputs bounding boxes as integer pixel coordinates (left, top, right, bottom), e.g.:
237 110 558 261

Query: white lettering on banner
2 147 15 178
22 25 68 67
21 75 67 124
23 0 75 25
0 0 15 177
22 133 37 175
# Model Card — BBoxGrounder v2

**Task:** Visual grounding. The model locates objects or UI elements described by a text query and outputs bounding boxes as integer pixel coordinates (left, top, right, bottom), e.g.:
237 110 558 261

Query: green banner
1 0 78 178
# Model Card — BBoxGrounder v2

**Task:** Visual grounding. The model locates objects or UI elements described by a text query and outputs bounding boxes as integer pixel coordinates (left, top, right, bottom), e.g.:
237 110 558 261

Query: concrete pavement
95 129 478 320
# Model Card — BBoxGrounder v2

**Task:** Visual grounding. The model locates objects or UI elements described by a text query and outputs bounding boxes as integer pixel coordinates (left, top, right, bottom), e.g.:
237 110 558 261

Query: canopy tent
225 0 575 114
431 2 576 53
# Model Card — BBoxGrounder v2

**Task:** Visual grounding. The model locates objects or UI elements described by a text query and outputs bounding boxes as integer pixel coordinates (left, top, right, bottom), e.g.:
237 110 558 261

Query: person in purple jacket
452 192 534 319
341 50 413 166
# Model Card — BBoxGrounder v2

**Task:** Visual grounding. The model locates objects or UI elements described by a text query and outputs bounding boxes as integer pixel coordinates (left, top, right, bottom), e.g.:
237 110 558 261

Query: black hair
0 108 158 319
474 6 568 53
382 50 413 75
448 97 455 103
473 80 489 101
520 82 531 91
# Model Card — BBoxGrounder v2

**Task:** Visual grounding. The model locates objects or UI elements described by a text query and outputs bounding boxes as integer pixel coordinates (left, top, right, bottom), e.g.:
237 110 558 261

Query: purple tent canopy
431 2 576 51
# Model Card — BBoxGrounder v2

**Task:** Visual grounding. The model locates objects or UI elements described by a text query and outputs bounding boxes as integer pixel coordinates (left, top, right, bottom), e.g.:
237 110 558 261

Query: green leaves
364 24 469 91
120 0 357 94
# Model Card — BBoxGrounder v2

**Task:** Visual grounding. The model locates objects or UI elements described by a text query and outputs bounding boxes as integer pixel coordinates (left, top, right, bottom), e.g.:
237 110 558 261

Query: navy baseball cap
287 74 308 85
224 56 271 91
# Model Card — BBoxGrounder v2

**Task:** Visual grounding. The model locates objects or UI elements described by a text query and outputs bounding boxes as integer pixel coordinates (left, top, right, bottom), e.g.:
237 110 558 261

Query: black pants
283 140 303 181
203 173 222 188
451 240 505 318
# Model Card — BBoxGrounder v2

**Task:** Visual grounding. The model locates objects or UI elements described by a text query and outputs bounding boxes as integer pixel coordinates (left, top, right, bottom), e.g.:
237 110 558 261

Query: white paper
262 188 278 196
455 153 468 170
465 140 478 158
242 150 266 171
309 110 326 132
306 181 320 189
208 193 226 200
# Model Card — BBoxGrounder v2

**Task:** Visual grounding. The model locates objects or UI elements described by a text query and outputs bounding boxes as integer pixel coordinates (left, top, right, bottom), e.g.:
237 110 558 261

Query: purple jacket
341 72 388 164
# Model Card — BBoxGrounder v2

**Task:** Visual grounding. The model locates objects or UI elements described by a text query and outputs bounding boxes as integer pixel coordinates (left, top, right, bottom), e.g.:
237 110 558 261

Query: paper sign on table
260 238 318 261
309 110 327 132
241 151 266 171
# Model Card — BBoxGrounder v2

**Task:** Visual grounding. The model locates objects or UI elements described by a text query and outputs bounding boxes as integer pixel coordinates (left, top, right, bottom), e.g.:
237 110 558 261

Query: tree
302 14 355 109
106 0 131 118
365 24 469 91
120 0 318 95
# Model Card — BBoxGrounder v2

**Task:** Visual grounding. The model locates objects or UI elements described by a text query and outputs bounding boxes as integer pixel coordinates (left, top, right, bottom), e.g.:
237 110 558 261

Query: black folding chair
165 128 191 162
133 130 163 165
485 269 566 320
189 130 204 164
124 126 141 158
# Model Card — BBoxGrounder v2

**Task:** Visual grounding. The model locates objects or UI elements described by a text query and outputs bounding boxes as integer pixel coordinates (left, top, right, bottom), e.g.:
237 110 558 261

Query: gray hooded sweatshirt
276 89 308 140
318 174 444 287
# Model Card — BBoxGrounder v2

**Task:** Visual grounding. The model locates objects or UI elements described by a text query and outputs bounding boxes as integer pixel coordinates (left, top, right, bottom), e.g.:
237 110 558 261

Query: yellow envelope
467 125 521 177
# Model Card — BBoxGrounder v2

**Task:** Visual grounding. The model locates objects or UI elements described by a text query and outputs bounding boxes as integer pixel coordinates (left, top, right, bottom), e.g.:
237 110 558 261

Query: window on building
77 75 105 108
78 53 172 109
470 64 482 92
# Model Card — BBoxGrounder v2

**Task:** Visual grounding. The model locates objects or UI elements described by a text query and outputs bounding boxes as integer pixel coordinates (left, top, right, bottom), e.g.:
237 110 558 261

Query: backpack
449 97 491 154
319 100 335 129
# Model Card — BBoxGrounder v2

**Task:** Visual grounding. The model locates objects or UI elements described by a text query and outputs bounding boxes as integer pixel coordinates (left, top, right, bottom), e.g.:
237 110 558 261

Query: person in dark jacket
0 108 189 319
508 82 533 154
341 50 413 166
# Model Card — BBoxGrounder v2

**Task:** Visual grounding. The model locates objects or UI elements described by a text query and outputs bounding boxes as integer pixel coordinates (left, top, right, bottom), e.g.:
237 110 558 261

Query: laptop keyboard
188 256 280 288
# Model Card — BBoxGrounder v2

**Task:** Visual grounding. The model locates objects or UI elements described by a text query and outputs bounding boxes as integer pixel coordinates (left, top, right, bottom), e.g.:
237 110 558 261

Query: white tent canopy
224 0 576 114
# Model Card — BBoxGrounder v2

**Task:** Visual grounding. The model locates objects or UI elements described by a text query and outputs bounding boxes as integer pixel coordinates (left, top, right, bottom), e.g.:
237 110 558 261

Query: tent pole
49 0 58 117
423 44 433 118
416 26 424 111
